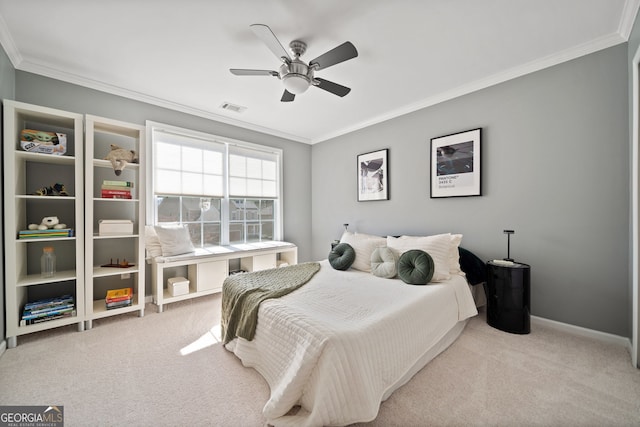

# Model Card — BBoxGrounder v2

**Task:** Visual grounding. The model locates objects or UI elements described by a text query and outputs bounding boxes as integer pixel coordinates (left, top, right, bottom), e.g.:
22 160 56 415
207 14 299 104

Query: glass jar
41 246 56 278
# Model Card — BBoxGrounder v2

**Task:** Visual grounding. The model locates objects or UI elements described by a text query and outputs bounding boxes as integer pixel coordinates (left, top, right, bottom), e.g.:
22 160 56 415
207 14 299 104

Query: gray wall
0 44 16 344
312 44 630 337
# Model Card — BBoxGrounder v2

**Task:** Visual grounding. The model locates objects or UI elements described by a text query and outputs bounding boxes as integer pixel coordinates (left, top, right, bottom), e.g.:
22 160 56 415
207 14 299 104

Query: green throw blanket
221 262 321 345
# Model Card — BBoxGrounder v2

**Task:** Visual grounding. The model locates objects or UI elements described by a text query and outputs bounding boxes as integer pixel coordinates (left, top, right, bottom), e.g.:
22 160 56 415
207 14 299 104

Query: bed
222 232 485 427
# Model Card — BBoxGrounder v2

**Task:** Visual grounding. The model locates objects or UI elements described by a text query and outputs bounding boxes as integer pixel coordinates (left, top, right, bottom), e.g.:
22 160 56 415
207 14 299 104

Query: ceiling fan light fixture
282 73 310 94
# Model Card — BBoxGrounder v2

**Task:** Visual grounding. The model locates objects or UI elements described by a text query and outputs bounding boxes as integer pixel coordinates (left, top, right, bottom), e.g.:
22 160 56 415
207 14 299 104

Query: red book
101 190 132 199
106 295 132 303
101 189 131 195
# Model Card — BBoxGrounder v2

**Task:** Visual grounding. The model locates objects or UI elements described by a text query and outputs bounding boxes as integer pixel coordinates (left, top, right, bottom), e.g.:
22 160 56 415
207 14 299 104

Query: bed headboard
458 247 486 286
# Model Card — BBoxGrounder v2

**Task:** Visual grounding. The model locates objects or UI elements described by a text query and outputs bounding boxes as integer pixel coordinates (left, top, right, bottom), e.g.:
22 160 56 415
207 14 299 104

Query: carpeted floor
1 294 639 426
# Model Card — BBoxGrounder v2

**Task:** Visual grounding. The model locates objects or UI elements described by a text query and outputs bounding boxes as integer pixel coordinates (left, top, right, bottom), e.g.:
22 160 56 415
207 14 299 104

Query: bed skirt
381 318 468 402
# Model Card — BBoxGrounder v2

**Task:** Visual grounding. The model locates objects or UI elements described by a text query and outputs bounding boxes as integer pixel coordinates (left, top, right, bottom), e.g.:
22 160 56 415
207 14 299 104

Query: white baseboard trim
0 339 6 358
531 315 631 349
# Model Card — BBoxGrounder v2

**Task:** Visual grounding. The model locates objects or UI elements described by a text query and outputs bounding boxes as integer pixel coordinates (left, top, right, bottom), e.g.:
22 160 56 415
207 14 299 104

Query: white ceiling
0 0 638 144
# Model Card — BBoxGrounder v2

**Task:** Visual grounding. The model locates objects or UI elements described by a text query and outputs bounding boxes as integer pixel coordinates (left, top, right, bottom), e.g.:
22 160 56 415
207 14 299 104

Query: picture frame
357 149 389 201
430 128 482 198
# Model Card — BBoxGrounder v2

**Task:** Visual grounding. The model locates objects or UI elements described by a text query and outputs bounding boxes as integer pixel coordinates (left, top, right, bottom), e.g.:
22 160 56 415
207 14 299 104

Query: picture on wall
358 149 389 201
430 128 481 198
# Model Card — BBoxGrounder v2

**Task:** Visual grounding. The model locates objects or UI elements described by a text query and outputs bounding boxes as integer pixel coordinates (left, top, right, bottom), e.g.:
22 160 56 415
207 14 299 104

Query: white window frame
145 121 283 246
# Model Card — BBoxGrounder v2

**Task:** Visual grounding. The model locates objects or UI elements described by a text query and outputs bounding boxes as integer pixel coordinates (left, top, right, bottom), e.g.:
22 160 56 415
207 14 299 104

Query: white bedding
225 259 478 427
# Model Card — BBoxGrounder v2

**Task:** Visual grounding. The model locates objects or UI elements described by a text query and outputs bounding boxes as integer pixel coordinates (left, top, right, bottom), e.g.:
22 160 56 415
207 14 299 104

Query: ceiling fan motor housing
280 59 315 94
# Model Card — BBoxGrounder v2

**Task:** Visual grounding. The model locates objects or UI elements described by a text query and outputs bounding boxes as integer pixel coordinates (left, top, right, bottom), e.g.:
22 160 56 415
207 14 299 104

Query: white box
188 260 227 292
167 276 190 296
20 129 67 155
99 219 133 236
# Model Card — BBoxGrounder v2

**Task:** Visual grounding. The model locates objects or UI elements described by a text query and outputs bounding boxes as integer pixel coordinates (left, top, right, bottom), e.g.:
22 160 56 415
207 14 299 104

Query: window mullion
221 144 230 245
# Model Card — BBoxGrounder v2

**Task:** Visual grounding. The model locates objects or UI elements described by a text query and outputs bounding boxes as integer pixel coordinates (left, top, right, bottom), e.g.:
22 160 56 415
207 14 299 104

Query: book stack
21 295 75 326
18 228 74 239
101 180 133 199
105 287 133 310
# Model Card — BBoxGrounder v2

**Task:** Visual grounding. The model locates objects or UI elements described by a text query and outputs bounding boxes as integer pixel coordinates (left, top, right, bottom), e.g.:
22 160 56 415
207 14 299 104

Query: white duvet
225 260 478 426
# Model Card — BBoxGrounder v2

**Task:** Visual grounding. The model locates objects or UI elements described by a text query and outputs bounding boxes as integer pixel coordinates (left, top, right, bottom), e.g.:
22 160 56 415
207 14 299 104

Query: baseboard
0 339 6 358
531 315 631 349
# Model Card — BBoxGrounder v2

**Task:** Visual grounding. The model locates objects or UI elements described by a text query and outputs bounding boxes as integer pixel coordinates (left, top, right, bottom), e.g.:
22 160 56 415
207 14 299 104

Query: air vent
220 102 247 113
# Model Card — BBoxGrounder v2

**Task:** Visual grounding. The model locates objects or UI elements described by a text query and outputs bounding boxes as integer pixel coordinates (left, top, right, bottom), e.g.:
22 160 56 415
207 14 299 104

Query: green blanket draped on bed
221 262 321 344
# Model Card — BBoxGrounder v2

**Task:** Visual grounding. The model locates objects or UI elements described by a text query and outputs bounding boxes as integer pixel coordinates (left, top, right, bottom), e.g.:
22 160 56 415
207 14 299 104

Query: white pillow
340 231 386 272
370 246 398 279
145 225 163 258
449 234 463 275
154 225 195 257
386 234 452 282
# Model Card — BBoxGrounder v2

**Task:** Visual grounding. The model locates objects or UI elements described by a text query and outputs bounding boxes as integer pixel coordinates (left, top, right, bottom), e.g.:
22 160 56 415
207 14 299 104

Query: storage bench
150 241 297 312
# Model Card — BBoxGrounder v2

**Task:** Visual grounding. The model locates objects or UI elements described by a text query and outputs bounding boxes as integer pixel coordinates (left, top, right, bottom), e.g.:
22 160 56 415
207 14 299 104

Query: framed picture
430 128 481 198
358 149 389 201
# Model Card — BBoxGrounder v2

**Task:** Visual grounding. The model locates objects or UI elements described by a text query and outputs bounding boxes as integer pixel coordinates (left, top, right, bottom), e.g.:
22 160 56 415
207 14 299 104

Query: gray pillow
398 249 434 285
370 247 398 278
328 243 356 270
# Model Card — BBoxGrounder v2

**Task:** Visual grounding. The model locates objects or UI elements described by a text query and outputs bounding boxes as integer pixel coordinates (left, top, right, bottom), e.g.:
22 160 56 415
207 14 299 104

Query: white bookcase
84 115 145 329
152 242 297 312
3 100 85 348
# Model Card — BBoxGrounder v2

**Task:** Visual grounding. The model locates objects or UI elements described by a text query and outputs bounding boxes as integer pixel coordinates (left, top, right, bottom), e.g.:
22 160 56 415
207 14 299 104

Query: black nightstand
485 260 531 334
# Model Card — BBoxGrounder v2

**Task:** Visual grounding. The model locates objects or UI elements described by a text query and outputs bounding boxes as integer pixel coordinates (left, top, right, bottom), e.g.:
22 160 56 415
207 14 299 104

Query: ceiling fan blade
310 41 358 70
250 24 291 62
315 78 351 97
281 90 295 102
230 69 278 76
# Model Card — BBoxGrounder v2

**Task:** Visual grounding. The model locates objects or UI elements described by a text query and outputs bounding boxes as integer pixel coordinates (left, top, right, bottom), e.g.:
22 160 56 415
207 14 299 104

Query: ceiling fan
230 24 358 102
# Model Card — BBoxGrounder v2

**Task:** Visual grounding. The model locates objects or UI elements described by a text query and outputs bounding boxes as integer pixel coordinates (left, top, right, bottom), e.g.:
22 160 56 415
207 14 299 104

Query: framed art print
358 149 389 201
430 128 481 198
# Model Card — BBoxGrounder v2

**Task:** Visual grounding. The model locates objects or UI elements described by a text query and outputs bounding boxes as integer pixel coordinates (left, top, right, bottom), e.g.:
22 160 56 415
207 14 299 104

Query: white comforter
225 260 478 426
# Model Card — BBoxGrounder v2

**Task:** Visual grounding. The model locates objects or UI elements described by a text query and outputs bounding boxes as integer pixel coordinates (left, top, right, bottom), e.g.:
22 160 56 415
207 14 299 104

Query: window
156 196 222 247
147 122 282 247
229 199 274 242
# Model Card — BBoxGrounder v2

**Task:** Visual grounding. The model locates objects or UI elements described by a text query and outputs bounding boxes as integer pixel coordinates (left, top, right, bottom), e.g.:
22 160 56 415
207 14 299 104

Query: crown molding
619 0 640 39
312 32 626 144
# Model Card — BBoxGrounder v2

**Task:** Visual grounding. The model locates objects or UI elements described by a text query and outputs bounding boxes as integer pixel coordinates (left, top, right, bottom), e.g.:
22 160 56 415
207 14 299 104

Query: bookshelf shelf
16 150 76 165
92 234 140 239
92 265 140 277
16 270 79 287
93 198 139 203
17 314 82 335
16 195 77 201
94 158 139 170
15 236 76 243
91 296 139 319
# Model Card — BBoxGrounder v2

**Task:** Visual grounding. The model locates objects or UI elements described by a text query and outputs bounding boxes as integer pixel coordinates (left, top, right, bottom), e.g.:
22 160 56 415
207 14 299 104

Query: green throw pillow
329 243 356 271
398 249 435 285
